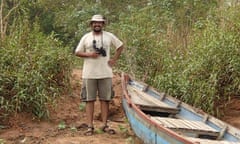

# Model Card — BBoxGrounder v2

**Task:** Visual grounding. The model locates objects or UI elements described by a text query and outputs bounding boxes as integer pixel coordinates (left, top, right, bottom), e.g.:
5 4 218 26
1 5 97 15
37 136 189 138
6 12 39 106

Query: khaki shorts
80 78 114 102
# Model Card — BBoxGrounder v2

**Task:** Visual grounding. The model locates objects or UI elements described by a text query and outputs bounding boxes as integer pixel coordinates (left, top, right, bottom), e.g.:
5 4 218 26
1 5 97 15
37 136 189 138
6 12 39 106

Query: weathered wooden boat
121 73 240 144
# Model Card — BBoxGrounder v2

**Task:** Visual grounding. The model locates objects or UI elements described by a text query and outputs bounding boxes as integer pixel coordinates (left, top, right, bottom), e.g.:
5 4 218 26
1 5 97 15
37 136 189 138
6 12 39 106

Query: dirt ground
0 68 240 144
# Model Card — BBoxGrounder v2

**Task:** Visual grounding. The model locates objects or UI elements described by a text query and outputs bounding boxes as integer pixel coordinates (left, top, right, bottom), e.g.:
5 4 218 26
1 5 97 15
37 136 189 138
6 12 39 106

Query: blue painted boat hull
121 73 240 144
122 98 189 144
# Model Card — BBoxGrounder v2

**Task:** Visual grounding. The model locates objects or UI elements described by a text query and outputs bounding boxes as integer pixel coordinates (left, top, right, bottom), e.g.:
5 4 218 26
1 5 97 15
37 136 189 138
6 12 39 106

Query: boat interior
126 83 240 144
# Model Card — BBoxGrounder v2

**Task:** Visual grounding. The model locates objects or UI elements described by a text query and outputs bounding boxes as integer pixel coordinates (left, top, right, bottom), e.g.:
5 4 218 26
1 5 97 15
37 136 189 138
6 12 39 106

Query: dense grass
0 22 72 120
110 2 240 116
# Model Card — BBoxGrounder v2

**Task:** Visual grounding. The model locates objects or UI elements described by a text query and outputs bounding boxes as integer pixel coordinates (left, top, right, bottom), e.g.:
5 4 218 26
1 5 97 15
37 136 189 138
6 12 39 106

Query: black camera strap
93 32 103 49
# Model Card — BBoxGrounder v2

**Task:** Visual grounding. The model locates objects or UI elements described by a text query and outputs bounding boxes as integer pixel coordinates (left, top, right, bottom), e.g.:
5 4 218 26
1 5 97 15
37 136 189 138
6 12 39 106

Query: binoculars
93 40 106 57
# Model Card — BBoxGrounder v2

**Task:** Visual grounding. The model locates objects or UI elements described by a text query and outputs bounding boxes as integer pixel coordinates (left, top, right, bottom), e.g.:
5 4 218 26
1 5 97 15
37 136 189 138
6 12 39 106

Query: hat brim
91 19 105 22
90 20 105 25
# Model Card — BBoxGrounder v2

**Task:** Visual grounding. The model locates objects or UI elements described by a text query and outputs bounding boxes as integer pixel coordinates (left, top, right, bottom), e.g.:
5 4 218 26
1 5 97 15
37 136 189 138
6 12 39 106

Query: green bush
0 21 72 120
112 1 240 116
153 6 240 115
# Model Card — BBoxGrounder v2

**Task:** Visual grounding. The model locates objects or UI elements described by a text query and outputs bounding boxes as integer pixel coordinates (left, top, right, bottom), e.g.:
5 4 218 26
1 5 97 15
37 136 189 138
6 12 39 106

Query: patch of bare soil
0 68 240 144
220 96 240 128
0 69 139 144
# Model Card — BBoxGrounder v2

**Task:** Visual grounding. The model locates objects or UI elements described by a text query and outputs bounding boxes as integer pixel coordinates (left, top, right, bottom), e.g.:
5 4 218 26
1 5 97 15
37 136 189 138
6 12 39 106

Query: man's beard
93 27 102 33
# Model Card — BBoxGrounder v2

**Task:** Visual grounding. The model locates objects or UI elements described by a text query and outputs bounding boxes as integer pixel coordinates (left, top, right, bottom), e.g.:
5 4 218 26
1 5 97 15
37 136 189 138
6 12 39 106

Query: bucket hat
90 14 105 23
90 14 106 24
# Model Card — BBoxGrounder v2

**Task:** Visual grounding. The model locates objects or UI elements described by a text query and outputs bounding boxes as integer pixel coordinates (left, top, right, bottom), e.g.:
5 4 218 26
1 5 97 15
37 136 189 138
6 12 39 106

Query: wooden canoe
121 73 240 144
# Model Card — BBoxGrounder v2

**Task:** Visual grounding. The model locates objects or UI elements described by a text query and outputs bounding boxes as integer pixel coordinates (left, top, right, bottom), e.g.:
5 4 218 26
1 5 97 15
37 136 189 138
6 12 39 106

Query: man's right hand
89 52 99 58
75 51 99 58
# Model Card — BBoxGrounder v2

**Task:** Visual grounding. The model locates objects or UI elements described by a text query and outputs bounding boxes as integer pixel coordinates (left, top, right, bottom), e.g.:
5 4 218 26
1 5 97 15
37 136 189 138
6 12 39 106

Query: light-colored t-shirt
75 31 123 79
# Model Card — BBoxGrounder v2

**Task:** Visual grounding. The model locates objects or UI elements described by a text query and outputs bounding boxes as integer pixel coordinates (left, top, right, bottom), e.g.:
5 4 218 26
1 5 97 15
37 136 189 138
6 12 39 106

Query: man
75 14 124 136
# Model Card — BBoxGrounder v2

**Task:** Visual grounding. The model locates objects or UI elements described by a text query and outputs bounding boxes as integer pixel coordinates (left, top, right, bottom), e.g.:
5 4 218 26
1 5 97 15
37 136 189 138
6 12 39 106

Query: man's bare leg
86 101 95 127
100 100 109 125
100 100 115 134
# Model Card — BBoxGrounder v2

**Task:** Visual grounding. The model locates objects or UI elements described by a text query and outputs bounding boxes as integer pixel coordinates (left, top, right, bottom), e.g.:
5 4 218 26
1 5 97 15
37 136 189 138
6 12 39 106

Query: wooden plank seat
151 117 220 138
186 137 240 144
127 86 180 115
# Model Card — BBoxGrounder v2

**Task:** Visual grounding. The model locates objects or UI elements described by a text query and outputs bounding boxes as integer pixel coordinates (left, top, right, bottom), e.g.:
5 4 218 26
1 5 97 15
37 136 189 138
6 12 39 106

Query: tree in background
0 0 19 42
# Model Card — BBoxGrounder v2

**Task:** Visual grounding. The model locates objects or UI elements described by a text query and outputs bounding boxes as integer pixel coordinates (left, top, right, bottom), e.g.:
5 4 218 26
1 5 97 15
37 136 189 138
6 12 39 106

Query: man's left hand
108 59 116 67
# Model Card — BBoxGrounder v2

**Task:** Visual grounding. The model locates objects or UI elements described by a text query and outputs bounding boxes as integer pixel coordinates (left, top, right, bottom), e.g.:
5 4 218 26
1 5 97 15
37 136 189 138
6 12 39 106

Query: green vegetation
79 102 86 111
0 139 5 144
0 0 72 120
114 0 240 116
58 121 67 130
0 0 239 121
